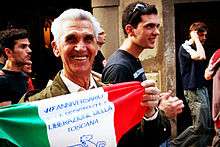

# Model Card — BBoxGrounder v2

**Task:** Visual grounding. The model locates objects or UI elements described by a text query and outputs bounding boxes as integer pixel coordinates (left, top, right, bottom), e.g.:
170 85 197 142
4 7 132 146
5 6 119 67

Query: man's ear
125 24 135 37
4 48 12 58
51 40 60 57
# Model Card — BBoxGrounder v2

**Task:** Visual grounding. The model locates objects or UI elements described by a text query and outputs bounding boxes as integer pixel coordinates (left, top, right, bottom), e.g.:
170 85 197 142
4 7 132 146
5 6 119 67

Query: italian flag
0 81 145 147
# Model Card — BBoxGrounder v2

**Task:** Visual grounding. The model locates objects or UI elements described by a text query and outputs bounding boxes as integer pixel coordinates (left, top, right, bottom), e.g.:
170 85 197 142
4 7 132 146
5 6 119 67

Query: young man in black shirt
172 22 212 147
102 1 184 146
0 28 32 105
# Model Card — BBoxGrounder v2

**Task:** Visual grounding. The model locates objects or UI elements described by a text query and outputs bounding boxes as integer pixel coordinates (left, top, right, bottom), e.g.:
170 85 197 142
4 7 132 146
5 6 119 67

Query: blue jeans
160 139 171 147
212 127 220 147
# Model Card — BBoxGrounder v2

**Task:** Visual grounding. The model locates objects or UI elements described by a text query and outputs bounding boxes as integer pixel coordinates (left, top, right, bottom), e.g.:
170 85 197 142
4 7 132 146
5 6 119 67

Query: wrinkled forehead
58 19 95 39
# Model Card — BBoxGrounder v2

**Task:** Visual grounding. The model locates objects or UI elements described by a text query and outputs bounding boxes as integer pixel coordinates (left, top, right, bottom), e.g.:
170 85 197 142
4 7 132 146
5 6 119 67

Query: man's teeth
73 56 87 60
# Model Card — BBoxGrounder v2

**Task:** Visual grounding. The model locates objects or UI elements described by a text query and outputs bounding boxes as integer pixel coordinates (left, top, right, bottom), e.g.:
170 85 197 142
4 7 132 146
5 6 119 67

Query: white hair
93 19 104 37
51 8 99 41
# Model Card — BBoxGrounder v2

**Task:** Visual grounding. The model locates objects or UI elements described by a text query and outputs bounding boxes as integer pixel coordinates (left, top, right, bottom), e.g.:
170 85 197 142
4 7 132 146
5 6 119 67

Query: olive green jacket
19 71 69 102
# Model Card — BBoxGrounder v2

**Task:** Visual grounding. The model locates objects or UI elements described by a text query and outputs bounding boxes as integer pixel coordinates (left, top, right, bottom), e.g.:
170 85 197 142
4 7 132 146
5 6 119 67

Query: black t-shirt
102 49 171 146
102 49 146 84
92 50 106 74
0 63 4 69
178 44 207 90
0 70 28 104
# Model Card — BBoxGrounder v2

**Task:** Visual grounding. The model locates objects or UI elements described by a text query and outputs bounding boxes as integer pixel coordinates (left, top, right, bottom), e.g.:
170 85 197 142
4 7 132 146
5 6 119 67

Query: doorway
175 1 220 134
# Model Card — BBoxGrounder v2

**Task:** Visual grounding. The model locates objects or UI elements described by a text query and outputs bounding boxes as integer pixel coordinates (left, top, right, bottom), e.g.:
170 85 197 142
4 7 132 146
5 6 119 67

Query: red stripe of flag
103 81 145 143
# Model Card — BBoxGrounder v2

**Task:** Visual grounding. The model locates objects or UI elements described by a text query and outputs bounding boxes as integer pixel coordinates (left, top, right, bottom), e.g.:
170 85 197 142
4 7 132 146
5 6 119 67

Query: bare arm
188 31 206 60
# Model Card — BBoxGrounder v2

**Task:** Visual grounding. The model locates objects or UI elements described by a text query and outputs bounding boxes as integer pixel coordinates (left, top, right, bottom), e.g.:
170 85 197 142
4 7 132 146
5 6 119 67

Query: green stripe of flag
0 103 50 147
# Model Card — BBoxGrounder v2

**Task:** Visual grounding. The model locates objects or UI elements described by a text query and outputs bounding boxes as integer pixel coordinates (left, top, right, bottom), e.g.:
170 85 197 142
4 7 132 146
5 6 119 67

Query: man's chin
73 68 91 75
146 45 155 49
25 60 32 65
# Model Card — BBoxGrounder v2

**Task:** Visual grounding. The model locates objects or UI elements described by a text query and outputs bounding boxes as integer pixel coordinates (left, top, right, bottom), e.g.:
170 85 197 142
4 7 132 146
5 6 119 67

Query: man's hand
190 31 199 42
189 30 206 60
159 90 184 119
141 80 161 117
0 101 11 107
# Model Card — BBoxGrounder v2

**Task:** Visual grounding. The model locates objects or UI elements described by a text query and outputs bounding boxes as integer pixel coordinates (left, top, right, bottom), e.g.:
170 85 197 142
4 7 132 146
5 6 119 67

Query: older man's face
56 19 98 78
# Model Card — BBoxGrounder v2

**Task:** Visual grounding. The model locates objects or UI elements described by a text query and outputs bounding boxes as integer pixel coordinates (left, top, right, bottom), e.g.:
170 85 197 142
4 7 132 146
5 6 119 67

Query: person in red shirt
204 48 220 147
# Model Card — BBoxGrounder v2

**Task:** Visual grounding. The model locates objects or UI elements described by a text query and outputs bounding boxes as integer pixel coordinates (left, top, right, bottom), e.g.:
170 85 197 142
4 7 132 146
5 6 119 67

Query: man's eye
84 35 94 44
156 24 160 29
65 35 77 44
146 24 155 29
145 24 160 30
21 44 27 49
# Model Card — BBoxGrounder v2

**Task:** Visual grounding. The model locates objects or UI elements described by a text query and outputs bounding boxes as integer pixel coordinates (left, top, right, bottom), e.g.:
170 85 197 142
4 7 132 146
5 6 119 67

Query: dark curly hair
0 28 29 51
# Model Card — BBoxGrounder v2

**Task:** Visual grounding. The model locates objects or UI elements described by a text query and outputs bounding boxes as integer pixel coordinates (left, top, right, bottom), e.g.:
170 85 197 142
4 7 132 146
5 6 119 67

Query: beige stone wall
92 0 120 59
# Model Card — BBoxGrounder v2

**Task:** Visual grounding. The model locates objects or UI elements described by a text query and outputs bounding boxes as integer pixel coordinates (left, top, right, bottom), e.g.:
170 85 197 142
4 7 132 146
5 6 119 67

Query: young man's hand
190 31 199 42
159 91 184 119
141 80 160 117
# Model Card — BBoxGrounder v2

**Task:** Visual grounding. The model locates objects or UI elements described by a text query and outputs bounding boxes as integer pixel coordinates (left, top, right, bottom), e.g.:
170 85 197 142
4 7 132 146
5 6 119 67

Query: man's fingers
169 97 184 106
141 94 160 107
141 99 159 107
144 87 161 95
141 80 156 88
159 90 172 100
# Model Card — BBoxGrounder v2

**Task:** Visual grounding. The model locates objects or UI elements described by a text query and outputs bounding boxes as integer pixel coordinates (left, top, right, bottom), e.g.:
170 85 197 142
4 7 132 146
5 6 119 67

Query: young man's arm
187 31 206 60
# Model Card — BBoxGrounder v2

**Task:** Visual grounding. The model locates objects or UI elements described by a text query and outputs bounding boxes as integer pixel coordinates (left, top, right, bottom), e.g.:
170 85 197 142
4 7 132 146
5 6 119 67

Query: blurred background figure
0 44 6 69
22 61 35 91
92 21 107 74
204 48 220 147
172 21 212 147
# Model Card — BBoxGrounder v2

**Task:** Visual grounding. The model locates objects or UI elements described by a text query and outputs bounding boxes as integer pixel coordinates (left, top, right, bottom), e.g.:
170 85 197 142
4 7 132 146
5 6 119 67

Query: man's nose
154 27 160 35
27 46 32 53
74 41 87 51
